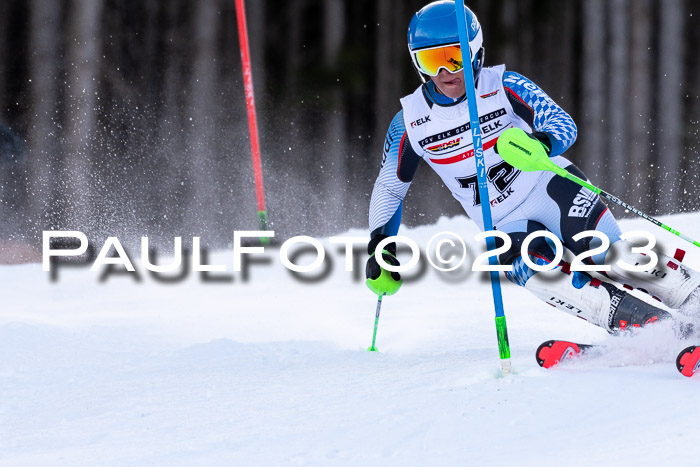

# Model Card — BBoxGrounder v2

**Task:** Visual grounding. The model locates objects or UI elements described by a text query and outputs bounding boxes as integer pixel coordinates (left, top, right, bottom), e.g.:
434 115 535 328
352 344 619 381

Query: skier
365 0 700 335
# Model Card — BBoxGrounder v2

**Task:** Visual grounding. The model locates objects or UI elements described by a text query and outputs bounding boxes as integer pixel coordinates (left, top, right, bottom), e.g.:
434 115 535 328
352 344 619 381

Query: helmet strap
473 47 485 83
411 63 429 84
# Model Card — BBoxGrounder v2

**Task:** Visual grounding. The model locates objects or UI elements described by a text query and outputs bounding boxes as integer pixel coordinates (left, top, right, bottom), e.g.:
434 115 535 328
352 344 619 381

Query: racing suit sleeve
502 71 577 157
368 109 422 238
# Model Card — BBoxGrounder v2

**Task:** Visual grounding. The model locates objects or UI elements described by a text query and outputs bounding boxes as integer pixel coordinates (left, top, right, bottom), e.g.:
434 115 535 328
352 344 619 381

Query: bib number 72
456 160 520 206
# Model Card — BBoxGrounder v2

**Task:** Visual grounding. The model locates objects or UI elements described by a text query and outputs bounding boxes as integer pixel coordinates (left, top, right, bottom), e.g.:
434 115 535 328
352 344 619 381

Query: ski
537 340 700 377
535 340 597 369
676 346 700 378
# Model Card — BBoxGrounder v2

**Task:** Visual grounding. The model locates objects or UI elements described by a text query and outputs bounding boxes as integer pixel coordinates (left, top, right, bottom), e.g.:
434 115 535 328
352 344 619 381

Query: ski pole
455 1 512 376
497 128 700 248
368 295 383 352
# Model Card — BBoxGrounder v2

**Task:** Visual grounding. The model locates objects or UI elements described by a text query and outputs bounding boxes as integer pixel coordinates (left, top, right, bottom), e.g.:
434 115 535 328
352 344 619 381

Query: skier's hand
495 128 551 166
365 234 403 296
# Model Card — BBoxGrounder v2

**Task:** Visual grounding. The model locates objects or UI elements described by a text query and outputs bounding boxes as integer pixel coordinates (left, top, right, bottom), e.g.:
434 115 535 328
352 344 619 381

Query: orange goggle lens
414 45 463 76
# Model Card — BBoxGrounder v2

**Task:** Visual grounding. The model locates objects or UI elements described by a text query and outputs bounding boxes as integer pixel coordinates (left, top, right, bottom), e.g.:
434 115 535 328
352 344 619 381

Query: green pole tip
367 346 378 352
257 210 268 229
256 210 271 244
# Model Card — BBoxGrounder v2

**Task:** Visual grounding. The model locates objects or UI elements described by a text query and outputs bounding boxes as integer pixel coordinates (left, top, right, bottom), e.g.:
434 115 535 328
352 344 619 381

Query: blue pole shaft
454 1 511 374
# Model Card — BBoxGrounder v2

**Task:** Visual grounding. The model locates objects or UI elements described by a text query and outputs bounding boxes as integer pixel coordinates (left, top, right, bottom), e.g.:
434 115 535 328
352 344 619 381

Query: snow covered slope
2 213 700 466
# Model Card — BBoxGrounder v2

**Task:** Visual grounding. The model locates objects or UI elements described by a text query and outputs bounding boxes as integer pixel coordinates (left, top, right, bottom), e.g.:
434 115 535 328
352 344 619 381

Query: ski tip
536 340 586 369
676 345 699 378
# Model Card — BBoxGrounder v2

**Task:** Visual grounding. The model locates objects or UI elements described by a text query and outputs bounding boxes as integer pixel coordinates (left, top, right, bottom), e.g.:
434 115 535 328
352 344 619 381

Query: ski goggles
411 44 464 76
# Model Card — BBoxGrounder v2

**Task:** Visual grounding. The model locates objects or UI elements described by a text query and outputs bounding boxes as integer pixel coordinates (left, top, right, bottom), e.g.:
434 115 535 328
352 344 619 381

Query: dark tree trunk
64 0 104 229
608 0 629 197
580 0 605 184
657 0 685 213
189 0 220 235
28 0 61 230
628 0 653 211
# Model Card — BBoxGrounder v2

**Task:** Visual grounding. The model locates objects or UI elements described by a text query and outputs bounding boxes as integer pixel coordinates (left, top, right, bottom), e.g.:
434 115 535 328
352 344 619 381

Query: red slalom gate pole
235 0 268 233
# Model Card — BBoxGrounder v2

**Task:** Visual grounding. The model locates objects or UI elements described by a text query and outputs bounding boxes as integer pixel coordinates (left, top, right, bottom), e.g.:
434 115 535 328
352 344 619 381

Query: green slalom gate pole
368 295 383 352
455 1 512 376
497 128 700 249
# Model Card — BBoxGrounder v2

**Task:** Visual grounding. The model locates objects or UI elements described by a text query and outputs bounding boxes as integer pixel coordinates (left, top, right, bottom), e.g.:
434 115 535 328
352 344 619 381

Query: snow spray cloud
41 229 661 285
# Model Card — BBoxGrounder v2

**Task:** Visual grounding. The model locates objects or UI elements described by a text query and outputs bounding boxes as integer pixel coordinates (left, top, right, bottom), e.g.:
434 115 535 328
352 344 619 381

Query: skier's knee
592 209 621 254
505 254 552 286
502 236 559 287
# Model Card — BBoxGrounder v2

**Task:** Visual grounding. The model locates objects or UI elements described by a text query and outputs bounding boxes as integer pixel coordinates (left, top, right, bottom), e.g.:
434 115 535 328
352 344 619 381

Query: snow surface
2 213 700 466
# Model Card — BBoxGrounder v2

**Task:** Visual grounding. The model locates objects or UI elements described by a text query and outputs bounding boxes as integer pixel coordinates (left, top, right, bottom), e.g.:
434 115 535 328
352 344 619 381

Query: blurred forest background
0 0 699 253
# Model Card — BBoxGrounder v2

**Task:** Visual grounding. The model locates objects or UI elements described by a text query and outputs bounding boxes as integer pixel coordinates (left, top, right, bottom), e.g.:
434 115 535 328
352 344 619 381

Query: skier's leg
538 163 622 262
543 163 700 310
521 262 672 332
499 219 673 333
603 240 700 310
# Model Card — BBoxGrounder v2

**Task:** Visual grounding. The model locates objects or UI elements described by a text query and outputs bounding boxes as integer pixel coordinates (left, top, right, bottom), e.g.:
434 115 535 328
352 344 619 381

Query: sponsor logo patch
568 186 597 218
548 297 583 315
429 136 499 165
490 187 514 207
419 109 506 147
411 115 431 128
503 76 548 99
608 289 624 328
482 120 503 135
426 137 461 153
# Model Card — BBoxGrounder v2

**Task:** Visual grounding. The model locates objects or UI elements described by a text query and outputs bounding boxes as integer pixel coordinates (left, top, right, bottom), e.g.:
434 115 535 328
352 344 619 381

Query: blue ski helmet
407 1 484 83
